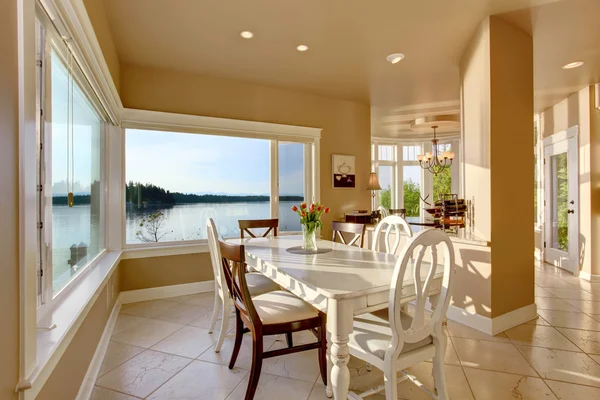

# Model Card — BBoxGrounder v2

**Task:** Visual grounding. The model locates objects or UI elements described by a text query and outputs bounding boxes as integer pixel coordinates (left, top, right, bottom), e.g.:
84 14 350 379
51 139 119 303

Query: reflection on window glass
551 152 568 252
403 166 421 218
433 143 452 201
125 129 270 242
50 51 103 294
279 142 305 231
378 166 392 210
378 145 394 161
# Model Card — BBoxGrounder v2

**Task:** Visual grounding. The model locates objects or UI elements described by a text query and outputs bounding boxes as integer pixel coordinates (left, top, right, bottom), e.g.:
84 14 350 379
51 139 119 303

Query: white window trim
371 137 461 220
35 13 109 322
119 108 322 248
19 0 122 394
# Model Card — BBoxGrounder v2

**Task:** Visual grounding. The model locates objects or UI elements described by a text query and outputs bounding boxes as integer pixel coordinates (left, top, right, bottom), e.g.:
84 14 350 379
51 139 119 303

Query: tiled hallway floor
92 263 600 400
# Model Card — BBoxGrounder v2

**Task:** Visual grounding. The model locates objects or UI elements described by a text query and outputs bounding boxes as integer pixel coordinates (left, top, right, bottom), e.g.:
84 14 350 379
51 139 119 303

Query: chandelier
417 125 455 175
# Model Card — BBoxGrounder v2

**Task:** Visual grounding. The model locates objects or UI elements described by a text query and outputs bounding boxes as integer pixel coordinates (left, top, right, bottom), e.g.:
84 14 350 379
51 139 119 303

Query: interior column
458 15 535 329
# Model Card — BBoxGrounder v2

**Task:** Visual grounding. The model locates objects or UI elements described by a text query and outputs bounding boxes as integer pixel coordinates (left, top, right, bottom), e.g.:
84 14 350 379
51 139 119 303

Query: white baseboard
578 271 600 282
490 303 537 336
119 281 215 304
447 305 492 334
76 301 121 400
447 303 537 336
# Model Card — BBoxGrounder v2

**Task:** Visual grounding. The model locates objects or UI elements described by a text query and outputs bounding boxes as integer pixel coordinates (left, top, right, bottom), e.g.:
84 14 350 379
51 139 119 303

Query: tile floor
92 263 600 400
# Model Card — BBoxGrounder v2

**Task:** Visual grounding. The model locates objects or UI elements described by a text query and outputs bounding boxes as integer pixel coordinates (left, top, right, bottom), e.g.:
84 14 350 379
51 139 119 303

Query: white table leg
327 298 353 400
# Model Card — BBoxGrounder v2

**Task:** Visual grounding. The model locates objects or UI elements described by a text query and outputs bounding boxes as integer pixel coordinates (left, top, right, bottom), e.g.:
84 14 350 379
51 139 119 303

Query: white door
543 127 579 274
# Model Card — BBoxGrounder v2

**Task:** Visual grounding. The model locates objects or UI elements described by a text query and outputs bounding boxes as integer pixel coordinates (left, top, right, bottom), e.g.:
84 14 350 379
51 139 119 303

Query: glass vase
301 224 318 252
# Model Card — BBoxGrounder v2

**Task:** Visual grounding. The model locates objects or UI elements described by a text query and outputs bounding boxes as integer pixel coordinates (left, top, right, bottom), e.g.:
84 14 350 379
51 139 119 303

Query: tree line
125 182 302 206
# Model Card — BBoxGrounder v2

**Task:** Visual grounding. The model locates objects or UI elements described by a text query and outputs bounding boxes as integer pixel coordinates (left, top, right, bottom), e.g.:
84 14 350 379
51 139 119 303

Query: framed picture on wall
332 154 356 188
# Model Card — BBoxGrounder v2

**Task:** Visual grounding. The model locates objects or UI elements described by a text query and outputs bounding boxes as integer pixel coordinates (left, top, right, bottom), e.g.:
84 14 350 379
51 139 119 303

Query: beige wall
459 16 534 319
540 86 596 276
0 0 20 398
120 253 213 291
118 65 371 290
82 0 120 92
120 64 371 240
36 270 120 400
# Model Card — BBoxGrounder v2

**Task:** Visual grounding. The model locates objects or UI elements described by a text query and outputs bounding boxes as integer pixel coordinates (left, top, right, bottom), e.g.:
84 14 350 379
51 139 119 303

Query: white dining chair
348 229 456 400
372 215 413 255
377 205 389 218
206 218 280 352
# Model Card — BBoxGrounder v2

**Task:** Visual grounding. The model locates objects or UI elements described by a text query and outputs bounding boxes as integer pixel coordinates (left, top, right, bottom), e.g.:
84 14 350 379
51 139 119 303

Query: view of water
125 200 302 243
50 200 303 290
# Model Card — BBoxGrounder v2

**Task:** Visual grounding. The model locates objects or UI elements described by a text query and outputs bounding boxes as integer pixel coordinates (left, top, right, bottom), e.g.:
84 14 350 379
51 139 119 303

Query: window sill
122 243 209 259
24 251 122 399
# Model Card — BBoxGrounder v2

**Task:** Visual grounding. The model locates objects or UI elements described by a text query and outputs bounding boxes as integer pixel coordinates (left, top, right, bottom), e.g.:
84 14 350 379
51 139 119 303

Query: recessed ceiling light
240 31 254 39
386 53 405 64
562 61 584 69
296 45 309 52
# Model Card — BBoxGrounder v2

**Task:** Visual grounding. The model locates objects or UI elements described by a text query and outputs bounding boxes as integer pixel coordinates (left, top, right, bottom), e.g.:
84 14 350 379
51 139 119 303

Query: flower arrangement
291 202 330 251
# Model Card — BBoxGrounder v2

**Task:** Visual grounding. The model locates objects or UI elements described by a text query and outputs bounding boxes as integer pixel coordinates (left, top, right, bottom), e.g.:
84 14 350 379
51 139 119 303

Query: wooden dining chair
347 229 456 400
332 221 366 248
206 218 280 352
389 208 407 218
218 240 328 400
238 218 279 238
372 215 413 255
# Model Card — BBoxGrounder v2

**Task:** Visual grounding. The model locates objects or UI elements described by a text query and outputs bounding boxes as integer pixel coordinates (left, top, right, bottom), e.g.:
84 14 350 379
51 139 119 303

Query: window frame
35 8 109 321
371 142 399 209
372 137 461 220
120 110 321 248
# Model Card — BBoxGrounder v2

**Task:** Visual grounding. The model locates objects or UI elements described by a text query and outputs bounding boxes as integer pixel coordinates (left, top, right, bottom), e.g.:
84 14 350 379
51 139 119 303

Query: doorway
543 126 579 274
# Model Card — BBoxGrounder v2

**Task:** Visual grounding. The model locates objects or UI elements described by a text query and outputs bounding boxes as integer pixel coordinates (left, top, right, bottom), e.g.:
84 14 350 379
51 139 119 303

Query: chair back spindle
372 215 413 255
331 221 366 247
238 219 279 239
207 218 229 302
388 229 455 352
218 240 262 330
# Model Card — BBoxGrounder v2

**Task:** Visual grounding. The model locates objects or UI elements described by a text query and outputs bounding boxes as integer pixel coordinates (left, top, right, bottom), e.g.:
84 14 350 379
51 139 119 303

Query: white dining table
231 235 444 400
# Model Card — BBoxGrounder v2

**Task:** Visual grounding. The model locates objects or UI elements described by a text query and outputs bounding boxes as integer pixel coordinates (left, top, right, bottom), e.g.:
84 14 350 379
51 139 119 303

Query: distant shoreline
53 194 304 206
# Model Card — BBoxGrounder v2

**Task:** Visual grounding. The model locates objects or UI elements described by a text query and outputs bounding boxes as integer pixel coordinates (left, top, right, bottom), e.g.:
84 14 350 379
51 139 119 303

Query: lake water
52 200 302 289
125 200 302 243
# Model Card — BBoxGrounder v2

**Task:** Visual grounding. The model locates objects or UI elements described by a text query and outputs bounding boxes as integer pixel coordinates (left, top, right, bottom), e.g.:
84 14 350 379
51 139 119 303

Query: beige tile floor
92 264 600 400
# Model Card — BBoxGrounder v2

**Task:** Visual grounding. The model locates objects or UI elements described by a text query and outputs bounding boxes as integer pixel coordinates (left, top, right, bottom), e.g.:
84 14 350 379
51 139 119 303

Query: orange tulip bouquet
291 202 330 251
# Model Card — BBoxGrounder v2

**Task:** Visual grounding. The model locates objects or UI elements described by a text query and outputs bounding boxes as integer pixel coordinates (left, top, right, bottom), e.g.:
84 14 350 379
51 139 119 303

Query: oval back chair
385 228 456 399
372 215 413 255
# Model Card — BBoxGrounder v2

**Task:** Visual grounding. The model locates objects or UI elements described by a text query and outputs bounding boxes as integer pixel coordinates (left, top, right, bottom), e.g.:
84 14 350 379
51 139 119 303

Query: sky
126 129 304 196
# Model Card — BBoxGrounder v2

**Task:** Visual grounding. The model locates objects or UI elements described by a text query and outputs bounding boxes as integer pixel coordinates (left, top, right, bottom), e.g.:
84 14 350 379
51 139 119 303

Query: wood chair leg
246 334 264 400
318 325 328 386
228 310 244 369
285 332 293 348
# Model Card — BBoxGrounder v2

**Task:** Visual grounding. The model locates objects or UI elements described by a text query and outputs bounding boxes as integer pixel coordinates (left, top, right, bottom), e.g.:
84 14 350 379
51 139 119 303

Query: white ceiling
94 0 599 138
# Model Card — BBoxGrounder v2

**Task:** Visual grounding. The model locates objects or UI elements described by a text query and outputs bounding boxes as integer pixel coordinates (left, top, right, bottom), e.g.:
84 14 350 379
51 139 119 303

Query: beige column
458 16 535 325
591 85 600 276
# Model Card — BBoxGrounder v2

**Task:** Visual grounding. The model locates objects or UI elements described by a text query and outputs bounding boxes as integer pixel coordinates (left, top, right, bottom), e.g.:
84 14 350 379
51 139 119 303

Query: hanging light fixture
417 125 455 175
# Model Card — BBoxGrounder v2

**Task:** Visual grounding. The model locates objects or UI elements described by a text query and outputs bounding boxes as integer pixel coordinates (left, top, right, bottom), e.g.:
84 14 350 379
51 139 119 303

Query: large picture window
48 51 104 293
125 129 311 244
36 18 107 307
